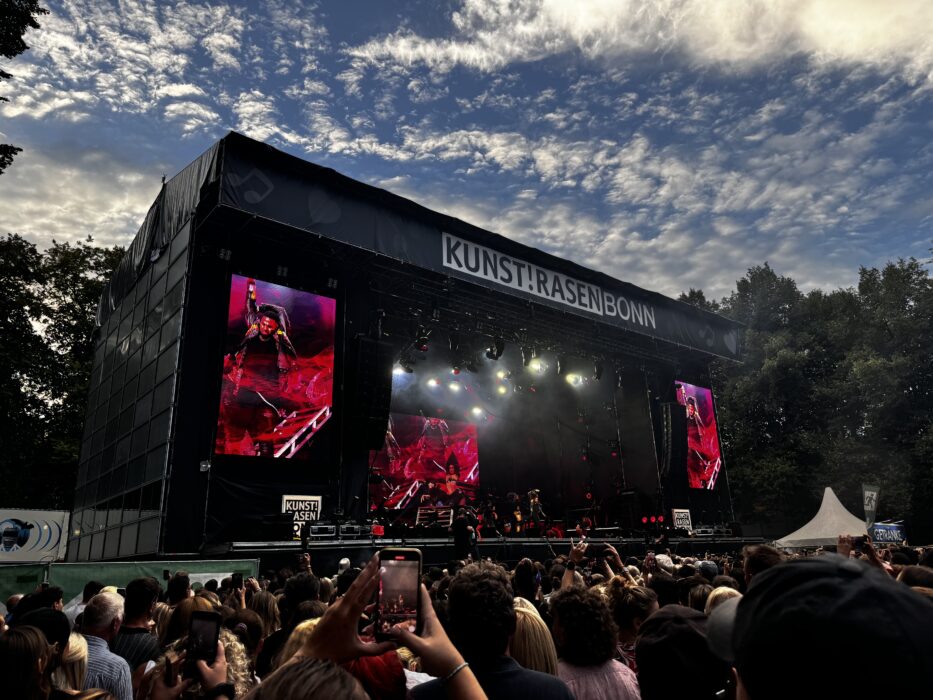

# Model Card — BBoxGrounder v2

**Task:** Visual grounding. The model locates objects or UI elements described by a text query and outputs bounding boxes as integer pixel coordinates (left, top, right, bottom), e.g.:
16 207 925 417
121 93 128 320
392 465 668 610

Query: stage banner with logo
672 509 693 531
869 522 905 544
0 510 70 563
862 484 880 528
282 495 322 540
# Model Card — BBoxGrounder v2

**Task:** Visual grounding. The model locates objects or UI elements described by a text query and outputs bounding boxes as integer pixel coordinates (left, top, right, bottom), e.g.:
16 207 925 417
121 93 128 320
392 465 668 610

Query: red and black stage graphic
214 275 336 459
675 381 723 490
369 414 480 517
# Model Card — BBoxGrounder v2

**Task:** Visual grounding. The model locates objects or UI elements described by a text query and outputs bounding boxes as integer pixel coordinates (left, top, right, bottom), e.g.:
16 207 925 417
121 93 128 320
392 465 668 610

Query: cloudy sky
1 0 931 300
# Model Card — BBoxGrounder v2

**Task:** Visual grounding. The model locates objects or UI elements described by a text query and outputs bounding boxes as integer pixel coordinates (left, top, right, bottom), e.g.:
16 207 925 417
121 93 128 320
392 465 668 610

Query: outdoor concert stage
208 535 766 572
68 132 742 562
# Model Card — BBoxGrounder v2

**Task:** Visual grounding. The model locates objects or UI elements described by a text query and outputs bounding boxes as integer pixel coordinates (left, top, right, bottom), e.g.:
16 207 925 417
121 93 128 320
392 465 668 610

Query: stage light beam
471 406 484 417
529 358 546 374
426 378 440 388
448 381 462 393
565 372 584 386
497 385 508 395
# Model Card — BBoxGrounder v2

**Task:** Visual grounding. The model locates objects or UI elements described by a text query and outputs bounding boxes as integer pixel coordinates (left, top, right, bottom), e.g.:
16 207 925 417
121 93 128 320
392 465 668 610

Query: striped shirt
113 625 161 672
83 634 133 700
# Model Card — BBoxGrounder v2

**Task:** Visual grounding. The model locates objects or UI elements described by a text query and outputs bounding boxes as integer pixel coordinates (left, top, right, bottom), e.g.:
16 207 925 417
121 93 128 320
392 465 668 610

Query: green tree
0 0 49 174
0 234 123 507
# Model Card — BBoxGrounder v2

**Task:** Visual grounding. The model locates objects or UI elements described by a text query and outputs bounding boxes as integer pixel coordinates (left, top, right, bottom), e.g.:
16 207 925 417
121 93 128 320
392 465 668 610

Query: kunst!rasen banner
675 381 723 490
215 274 336 459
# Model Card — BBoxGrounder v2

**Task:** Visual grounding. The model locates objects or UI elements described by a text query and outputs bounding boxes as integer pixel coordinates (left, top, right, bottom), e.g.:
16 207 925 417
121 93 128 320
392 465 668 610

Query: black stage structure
67 132 743 567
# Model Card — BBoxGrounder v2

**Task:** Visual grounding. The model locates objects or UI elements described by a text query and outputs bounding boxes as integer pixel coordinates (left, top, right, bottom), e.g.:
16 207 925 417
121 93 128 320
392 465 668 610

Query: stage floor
205 536 765 574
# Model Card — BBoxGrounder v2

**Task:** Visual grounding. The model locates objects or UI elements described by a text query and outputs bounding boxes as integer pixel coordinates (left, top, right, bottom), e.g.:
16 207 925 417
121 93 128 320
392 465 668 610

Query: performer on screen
218 278 300 456
684 395 715 488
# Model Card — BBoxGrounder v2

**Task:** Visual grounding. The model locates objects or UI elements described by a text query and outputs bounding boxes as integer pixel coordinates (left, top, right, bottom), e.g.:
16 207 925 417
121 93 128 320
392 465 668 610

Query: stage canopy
774 487 867 549
97 132 740 363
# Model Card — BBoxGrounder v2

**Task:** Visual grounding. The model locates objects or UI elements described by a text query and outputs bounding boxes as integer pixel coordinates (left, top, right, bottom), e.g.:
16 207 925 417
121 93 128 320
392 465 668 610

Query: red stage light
650 516 657 523
371 524 385 537
452 368 461 375
641 516 648 524
658 515 665 523
585 492 593 500
610 451 618 458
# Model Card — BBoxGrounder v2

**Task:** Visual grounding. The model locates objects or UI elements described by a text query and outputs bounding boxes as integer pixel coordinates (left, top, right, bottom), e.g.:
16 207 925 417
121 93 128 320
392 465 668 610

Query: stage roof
98 132 741 361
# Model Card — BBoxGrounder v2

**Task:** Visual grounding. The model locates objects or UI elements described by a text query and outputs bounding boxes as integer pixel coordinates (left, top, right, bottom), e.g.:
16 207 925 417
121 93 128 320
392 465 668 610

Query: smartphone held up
375 547 423 641
187 610 221 662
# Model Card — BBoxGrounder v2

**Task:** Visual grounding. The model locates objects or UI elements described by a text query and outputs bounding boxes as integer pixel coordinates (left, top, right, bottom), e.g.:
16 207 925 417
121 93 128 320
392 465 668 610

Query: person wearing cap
707 555 933 699
636 604 731 700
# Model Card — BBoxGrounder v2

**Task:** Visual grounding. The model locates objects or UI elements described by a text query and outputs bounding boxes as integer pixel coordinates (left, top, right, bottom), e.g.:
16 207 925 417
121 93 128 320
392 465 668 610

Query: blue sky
1 0 931 299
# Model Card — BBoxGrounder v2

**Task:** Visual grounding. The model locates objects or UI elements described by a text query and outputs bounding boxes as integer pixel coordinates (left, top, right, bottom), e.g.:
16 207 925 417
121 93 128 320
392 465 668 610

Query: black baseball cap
708 555 933 699
636 604 731 700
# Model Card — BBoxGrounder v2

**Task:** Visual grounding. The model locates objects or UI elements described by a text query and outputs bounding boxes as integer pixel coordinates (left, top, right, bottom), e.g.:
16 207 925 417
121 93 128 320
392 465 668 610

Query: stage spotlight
565 372 583 386
426 378 440 388
650 516 657 523
485 337 505 360
521 346 538 366
451 366 461 375
449 332 460 352
593 362 603 381
496 385 508 395
394 356 414 375
392 365 405 376
448 381 462 393
658 515 665 523
529 358 546 374
496 369 507 380
415 326 430 352
471 406 484 417
641 516 649 524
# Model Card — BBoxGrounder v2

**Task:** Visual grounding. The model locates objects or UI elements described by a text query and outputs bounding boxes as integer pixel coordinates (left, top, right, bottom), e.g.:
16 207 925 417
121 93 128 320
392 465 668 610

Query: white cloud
0 148 161 248
346 0 933 81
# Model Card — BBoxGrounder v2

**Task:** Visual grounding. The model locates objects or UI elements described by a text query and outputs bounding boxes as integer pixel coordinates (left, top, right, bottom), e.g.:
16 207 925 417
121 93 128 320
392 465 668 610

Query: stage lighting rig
426 378 440 388
528 358 547 374
593 361 604 381
565 372 584 386
448 381 462 393
415 326 431 352
521 345 538 366
485 337 505 360
496 385 508 395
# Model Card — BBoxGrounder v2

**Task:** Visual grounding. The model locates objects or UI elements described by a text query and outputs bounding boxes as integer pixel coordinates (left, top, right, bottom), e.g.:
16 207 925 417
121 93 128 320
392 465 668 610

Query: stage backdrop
369 413 480 521
675 381 723 490
214 274 336 459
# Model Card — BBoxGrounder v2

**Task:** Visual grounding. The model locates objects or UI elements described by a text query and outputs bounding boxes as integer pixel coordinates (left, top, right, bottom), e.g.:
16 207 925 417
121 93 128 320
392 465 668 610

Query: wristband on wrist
442 662 469 685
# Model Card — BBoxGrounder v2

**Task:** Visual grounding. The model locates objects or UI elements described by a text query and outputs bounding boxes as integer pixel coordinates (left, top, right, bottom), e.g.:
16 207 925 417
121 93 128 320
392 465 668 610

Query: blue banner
870 523 905 543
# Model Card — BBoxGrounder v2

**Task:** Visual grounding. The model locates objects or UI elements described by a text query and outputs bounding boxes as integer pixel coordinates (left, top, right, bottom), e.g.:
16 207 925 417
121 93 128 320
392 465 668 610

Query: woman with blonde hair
53 631 88 691
274 617 321 670
510 597 559 676
704 585 741 615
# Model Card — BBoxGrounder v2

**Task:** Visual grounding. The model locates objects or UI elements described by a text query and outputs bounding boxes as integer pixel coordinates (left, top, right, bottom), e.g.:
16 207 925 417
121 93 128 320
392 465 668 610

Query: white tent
774 487 867 549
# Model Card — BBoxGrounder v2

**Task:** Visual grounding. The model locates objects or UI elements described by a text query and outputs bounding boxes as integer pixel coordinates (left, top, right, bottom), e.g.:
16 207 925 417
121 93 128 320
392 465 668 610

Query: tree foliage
0 234 123 508
0 0 49 175
683 258 933 539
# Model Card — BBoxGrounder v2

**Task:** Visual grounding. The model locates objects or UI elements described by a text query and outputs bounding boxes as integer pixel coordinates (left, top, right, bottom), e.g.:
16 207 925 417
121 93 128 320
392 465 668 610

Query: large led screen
215 275 336 459
369 414 480 517
675 381 723 490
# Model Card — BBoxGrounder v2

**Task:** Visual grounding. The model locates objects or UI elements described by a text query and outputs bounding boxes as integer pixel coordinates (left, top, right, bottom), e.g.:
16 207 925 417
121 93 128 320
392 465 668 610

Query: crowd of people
2 537 932 699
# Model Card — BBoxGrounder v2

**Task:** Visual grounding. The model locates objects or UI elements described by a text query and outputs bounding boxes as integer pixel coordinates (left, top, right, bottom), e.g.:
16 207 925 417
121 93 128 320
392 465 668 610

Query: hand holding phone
231 573 243 590
375 548 423 641
187 611 221 663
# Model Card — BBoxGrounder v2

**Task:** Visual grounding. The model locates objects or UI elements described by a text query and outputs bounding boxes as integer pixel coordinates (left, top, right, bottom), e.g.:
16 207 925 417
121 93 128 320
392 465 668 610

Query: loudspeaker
661 402 687 479
347 337 394 448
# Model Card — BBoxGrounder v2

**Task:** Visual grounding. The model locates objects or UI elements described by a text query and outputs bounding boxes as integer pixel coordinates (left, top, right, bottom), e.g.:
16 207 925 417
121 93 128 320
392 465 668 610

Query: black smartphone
375 547 422 641
232 573 243 590
187 610 221 662
586 542 610 558
851 536 866 553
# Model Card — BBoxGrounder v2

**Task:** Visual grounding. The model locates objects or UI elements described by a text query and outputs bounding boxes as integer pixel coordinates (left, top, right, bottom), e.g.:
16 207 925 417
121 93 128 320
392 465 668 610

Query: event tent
774 487 867 548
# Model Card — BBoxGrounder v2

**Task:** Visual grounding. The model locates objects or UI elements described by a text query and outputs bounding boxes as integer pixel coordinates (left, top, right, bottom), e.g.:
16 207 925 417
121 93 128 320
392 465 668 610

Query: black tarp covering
217 133 741 361
98 131 739 361
96 142 221 326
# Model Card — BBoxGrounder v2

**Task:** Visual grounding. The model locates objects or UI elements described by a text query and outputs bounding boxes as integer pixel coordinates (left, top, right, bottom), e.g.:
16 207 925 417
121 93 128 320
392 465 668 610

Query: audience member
66 581 104 627
53 631 88 692
1 625 52 700
511 597 559 676
708 555 933 699
704 586 741 615
112 577 161 675
81 592 132 700
606 580 657 672
410 561 573 699
549 586 640 699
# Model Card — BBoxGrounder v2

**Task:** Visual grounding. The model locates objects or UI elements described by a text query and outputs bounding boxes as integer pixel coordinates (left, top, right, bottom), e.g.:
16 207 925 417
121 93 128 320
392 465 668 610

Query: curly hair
155 628 254 699
549 586 618 666
447 561 515 662
606 579 658 633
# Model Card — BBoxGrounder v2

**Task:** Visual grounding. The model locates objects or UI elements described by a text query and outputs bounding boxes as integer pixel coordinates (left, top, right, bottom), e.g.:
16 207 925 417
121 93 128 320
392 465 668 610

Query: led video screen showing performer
369 413 480 518
214 275 336 459
675 381 723 490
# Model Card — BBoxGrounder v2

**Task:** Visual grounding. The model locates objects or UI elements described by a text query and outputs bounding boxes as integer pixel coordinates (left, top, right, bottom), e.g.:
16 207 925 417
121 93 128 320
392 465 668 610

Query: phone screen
376 552 421 639
232 573 243 590
188 612 221 661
